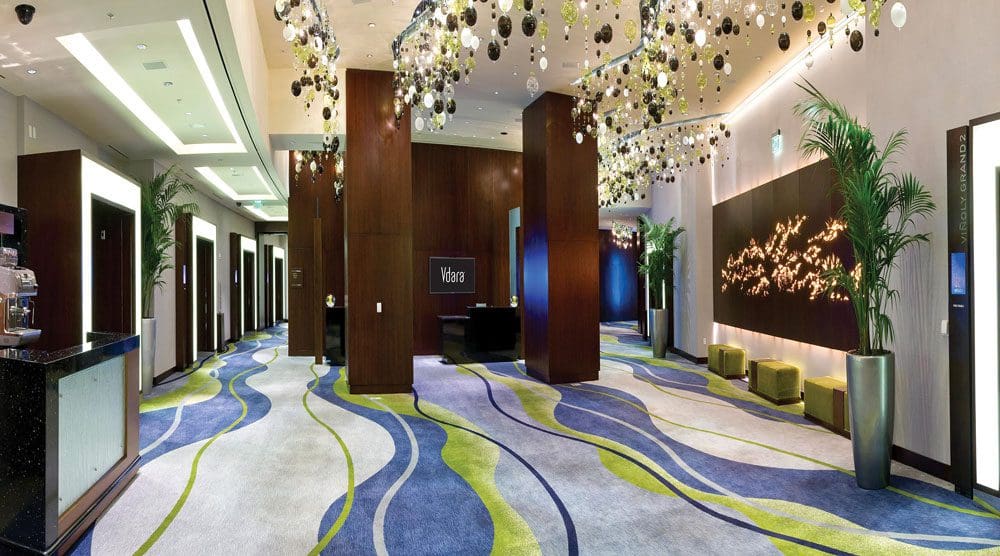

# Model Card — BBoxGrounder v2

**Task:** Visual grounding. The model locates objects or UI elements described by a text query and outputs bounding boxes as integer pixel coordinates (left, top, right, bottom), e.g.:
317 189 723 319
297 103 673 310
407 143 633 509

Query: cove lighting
195 166 277 201
245 205 287 222
724 11 861 126
57 20 246 155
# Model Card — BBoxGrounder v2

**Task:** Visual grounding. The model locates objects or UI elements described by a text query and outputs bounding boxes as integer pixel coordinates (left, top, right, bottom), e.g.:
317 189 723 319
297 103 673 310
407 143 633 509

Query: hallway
74 324 1000 555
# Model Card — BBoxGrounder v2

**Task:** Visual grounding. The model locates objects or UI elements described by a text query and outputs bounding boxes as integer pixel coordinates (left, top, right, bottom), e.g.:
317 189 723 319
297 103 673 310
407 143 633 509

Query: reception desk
439 306 520 363
0 333 140 555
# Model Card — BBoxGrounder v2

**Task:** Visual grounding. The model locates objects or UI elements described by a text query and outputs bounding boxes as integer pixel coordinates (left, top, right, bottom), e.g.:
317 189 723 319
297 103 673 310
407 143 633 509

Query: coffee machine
0 247 39 346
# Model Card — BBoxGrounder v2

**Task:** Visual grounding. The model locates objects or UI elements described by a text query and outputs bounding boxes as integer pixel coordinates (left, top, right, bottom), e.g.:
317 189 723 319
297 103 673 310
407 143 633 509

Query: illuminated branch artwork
721 215 857 301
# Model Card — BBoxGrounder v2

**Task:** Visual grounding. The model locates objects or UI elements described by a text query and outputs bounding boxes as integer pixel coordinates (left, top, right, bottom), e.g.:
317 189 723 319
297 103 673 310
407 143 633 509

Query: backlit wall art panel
712 158 859 351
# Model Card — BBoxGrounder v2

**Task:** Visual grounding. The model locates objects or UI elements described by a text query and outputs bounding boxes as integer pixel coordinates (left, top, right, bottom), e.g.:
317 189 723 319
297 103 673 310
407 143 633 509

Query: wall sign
947 125 973 497
429 257 475 294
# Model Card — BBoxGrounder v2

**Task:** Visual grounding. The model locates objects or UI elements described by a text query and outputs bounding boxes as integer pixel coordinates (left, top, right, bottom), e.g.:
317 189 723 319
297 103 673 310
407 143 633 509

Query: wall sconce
771 129 783 157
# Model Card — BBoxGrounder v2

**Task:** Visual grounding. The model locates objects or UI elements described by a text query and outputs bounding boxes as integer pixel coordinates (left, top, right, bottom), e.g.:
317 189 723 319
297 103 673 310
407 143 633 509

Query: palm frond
141 166 199 318
796 80 935 355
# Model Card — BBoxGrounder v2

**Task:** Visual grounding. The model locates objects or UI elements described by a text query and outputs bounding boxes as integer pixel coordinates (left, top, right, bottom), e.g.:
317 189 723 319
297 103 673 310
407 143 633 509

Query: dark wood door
275 258 285 321
91 199 134 335
229 233 241 342
196 238 214 352
243 250 255 332
264 245 274 328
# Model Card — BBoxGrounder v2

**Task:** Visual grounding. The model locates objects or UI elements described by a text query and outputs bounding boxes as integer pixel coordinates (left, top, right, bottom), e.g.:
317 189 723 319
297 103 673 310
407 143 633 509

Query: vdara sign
429 257 476 294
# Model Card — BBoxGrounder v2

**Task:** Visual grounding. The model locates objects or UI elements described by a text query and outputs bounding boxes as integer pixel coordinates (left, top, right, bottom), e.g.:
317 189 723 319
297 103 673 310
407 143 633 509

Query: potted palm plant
638 215 685 358
796 80 935 489
140 167 198 395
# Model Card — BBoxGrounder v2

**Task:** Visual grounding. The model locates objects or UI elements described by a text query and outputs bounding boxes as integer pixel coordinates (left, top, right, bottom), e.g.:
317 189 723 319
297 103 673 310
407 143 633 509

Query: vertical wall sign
429 257 476 294
947 125 973 497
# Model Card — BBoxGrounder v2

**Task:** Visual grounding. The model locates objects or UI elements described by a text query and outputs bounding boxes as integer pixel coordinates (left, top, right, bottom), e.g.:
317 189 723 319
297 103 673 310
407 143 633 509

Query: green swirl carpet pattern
71 323 1000 555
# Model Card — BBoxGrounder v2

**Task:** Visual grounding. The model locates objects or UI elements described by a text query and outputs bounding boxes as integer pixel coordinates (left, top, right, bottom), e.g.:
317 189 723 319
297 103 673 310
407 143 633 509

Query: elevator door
275 258 285 321
243 250 255 332
196 238 214 352
91 199 135 334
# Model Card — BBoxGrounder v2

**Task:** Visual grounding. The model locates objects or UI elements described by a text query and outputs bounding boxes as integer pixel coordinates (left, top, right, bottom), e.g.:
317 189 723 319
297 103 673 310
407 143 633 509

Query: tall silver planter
846 351 895 490
141 317 156 397
650 308 668 358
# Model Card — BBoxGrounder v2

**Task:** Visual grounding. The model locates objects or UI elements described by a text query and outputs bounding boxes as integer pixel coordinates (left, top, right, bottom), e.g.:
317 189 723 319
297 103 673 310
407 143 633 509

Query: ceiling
0 0 282 221
0 0 861 222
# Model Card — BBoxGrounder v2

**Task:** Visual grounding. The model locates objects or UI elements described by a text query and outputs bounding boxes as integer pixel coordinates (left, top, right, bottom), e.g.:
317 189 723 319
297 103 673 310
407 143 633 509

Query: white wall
0 88 17 205
145 168 256 376
652 3 1000 465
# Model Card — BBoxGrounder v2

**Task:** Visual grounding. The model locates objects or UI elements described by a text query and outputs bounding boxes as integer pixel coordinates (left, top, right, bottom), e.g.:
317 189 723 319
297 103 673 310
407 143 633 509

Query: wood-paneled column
344 69 414 394
522 92 599 384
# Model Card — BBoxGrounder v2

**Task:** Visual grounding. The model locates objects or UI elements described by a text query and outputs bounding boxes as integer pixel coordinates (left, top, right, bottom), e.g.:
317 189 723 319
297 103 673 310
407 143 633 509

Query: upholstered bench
804 376 850 435
708 344 734 374
716 346 746 379
750 360 801 405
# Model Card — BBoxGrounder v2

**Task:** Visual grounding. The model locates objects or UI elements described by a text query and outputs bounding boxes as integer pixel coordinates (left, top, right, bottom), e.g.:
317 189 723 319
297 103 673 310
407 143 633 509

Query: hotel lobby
0 0 999 554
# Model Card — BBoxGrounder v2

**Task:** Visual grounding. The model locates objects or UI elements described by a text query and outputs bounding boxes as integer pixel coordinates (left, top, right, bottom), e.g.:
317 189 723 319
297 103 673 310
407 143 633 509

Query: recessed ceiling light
163 81 173 87
136 43 148 50
185 111 192 116
26 68 37 75
366 53 373 58
368 22 376 28
476 106 483 110
500 131 508 135
191 122 206 129
493 91 499 95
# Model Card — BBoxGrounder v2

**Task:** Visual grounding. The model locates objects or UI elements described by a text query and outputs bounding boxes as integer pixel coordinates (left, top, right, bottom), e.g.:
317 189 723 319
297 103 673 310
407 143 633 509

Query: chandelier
612 221 635 247
577 0 907 206
293 150 345 201
274 0 343 155
392 0 641 132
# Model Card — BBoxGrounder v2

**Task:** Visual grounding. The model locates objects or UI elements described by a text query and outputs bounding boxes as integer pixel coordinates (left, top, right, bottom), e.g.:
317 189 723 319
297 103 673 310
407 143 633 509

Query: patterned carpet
70 323 1000 555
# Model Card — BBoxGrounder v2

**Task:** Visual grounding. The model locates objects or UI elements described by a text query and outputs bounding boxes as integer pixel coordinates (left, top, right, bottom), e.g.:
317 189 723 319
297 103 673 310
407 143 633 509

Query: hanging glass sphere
890 2 907 28
526 73 540 96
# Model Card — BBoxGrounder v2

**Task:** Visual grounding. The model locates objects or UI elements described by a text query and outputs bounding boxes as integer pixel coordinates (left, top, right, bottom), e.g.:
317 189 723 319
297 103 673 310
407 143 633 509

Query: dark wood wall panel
411 143 522 354
345 69 413 394
287 150 344 356
599 230 638 322
712 158 859 351
17 151 83 351
522 92 599 384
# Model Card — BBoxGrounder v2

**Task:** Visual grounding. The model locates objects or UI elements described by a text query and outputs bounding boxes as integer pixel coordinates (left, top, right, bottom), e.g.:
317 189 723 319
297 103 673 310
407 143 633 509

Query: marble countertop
0 332 139 369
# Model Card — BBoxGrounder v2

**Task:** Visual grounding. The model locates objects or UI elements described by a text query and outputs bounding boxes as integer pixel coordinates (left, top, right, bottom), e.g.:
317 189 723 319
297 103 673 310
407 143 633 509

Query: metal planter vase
846 351 895 490
141 317 156 397
650 308 668 358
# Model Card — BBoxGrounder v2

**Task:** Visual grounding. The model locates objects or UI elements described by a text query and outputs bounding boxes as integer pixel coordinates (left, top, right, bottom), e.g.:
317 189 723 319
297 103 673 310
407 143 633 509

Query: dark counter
0 333 140 555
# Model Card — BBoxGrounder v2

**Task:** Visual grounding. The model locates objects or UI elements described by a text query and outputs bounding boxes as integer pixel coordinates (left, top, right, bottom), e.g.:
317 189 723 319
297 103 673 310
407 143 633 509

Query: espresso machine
0 247 39 346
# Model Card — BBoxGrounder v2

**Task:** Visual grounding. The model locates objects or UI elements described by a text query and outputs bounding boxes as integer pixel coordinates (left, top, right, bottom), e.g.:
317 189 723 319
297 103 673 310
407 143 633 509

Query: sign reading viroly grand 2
429 257 476 294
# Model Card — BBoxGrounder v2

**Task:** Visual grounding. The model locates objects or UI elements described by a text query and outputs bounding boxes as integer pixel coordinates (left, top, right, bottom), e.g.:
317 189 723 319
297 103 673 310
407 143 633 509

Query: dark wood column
287 152 344 356
344 69 414 394
522 92 599 383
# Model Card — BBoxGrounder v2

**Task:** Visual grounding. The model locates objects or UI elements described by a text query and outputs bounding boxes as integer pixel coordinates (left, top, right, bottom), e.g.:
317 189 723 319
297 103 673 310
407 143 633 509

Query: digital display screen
0 212 14 235
951 252 967 296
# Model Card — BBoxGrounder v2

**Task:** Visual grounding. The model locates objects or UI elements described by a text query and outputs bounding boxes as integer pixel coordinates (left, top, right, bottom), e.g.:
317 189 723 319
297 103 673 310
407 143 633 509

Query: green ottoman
752 361 801 405
748 358 777 391
804 376 850 435
708 344 733 373
717 347 746 379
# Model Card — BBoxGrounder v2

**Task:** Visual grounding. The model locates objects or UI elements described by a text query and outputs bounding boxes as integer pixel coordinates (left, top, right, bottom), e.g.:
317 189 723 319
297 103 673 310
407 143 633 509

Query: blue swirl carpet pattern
71 323 1000 555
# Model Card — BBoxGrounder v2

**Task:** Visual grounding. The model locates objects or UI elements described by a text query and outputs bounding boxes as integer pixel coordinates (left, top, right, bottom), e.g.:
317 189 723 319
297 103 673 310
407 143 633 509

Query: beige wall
654 2 1000 465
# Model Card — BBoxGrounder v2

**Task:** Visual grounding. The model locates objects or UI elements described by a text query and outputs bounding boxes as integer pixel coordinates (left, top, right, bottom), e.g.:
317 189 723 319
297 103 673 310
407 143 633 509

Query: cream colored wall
654 2 1000 465
147 172 257 376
